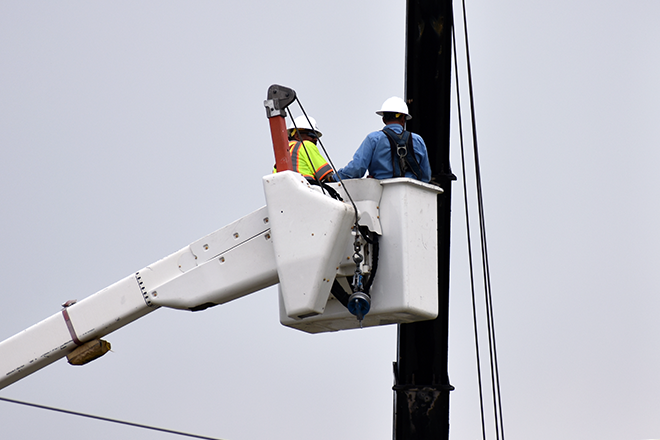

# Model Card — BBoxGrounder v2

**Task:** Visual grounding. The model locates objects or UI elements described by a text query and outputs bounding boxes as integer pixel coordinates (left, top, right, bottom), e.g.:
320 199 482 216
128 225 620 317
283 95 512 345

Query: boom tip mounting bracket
264 84 296 118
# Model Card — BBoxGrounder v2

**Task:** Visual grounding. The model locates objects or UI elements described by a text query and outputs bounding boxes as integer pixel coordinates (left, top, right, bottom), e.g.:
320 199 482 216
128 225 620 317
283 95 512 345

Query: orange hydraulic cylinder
269 115 293 172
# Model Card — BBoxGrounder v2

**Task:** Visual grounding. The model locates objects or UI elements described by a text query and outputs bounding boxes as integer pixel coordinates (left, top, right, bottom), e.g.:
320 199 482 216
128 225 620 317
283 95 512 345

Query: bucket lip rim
380 177 443 194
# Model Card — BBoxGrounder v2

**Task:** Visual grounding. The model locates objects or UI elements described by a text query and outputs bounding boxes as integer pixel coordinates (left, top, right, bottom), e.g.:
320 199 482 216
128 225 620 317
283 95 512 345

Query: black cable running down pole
394 1 455 439
452 21 488 440
458 0 505 437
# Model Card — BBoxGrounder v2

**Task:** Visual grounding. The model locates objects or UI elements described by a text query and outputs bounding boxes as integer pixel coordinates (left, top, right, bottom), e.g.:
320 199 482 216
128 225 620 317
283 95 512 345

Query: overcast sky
1 1 660 439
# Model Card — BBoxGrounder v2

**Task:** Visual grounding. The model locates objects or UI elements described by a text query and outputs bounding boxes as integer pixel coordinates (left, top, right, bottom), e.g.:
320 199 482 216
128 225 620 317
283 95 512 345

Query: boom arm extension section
0 82 442 391
0 171 355 390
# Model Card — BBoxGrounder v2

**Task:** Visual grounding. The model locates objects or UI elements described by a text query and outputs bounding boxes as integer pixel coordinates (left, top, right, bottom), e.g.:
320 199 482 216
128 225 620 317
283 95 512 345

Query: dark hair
289 129 318 141
382 112 403 123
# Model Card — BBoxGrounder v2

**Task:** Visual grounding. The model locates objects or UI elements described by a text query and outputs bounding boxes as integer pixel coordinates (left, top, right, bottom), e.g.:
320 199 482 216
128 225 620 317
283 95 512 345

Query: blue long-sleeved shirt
336 123 432 182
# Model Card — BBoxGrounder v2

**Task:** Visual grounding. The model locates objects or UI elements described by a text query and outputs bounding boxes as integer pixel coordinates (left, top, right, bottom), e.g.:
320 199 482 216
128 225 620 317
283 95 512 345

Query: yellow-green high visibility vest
274 140 333 181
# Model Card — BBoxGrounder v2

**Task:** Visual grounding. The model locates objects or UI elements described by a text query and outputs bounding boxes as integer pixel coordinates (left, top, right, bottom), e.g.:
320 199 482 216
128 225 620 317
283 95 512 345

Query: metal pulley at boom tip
263 84 296 118
264 84 296 173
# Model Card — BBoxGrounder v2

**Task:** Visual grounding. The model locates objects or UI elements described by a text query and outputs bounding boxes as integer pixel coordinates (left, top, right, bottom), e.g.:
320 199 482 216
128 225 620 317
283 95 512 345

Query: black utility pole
394 0 454 439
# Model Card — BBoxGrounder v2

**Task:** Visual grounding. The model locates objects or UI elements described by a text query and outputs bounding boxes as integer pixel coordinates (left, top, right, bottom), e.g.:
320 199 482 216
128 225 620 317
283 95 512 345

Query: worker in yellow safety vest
274 115 335 182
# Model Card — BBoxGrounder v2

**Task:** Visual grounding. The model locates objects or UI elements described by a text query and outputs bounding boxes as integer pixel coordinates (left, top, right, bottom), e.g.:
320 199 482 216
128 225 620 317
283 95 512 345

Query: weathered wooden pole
394 0 454 438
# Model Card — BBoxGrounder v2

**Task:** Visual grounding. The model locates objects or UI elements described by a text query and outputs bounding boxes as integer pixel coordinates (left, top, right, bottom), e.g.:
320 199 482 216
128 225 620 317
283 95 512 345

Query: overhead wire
454 0 505 438
0 396 227 440
452 20 488 440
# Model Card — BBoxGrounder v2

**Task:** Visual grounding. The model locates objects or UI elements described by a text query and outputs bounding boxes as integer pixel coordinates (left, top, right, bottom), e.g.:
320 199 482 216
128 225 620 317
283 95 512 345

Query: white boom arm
0 172 354 390
0 171 442 390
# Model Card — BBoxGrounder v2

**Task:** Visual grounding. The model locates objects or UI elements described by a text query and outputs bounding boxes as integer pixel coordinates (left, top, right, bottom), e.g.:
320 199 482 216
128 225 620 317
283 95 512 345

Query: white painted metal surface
0 172 441 389
142 207 278 310
264 171 355 319
280 177 442 333
0 275 152 390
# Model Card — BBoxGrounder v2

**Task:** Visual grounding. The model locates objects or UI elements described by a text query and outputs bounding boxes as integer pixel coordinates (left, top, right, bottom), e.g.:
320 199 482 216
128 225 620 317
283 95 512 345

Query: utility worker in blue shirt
336 97 432 182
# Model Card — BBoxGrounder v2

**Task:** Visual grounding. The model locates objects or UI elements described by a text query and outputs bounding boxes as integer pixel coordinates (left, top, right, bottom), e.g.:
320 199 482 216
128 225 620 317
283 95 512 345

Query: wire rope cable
290 97 378 277
285 96 376 322
285 107 331 196
290 97 360 223
0 396 227 440
451 21 488 440
456 0 505 438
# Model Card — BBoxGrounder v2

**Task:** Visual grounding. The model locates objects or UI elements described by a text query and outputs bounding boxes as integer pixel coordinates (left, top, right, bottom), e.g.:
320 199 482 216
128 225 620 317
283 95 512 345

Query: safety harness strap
382 128 422 179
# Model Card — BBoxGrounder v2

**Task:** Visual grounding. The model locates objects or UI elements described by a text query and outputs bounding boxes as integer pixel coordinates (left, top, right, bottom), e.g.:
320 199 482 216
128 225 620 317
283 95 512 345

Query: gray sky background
1 1 659 439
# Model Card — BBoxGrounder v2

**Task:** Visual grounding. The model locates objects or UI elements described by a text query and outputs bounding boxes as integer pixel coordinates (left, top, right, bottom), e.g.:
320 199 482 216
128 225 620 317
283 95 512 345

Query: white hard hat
376 96 412 120
288 115 322 137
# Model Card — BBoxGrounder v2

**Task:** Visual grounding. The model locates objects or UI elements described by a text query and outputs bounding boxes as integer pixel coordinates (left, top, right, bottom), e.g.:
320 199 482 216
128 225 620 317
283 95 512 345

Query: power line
453 0 506 438
0 396 227 440
452 19 488 440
